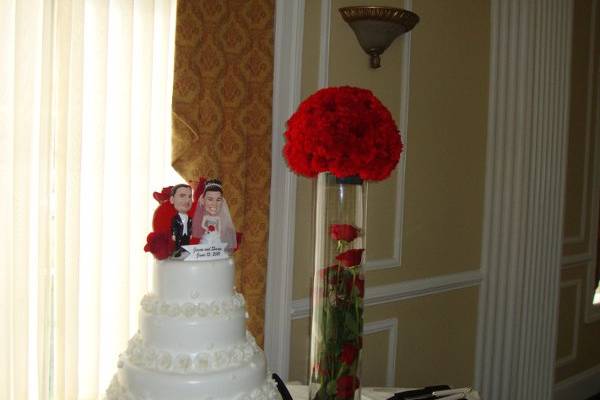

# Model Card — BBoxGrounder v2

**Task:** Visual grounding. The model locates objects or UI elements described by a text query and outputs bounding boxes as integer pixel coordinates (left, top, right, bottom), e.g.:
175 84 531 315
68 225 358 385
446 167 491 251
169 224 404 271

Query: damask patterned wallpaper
171 0 274 345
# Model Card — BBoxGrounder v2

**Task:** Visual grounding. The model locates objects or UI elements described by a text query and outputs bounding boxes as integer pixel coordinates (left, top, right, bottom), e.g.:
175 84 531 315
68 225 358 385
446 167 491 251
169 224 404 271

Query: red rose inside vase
309 173 365 400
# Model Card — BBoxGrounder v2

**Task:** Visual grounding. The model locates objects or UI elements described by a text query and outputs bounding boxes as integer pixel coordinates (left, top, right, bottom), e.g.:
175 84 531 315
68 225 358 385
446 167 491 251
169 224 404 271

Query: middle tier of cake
139 300 247 352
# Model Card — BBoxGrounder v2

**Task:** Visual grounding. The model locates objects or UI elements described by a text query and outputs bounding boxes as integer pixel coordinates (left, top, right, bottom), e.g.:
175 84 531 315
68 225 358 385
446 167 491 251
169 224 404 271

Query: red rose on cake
144 232 175 260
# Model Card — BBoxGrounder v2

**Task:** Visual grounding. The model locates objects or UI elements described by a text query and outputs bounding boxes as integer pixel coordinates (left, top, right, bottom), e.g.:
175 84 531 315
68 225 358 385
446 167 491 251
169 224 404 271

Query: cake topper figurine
192 179 237 251
170 183 193 257
144 177 240 261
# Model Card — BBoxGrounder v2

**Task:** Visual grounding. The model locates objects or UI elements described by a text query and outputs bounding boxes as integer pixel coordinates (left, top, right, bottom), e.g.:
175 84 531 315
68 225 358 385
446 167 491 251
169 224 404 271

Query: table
286 385 481 400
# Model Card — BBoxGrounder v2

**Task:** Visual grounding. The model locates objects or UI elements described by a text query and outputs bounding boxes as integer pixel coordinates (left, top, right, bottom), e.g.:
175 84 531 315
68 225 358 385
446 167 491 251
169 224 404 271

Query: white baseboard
554 364 600 400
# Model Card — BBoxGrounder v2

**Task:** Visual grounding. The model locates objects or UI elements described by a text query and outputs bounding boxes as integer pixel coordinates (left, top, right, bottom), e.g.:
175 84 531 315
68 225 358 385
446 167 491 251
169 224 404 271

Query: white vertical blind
0 1 53 399
475 0 572 399
0 0 179 399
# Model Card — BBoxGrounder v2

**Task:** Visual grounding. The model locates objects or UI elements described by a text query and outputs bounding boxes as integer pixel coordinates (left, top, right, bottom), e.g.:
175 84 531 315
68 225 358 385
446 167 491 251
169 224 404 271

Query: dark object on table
389 385 452 400
272 373 293 400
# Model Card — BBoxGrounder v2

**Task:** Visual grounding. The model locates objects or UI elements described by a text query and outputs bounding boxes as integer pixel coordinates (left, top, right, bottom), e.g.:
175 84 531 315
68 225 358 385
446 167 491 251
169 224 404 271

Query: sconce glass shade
339 6 419 68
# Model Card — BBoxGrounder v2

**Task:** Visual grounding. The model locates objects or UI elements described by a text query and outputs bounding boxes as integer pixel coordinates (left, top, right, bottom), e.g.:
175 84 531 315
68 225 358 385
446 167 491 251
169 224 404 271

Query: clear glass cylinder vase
308 172 366 400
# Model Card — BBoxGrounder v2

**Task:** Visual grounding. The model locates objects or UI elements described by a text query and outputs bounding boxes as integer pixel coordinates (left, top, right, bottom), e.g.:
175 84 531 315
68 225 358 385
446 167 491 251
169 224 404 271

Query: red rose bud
336 249 364 268
336 375 360 398
329 224 360 242
208 225 216 232
340 343 359 364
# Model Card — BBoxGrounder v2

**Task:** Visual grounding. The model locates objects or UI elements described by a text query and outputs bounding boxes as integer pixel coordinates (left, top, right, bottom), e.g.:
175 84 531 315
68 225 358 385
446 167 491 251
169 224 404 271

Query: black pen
406 394 466 400
392 385 451 400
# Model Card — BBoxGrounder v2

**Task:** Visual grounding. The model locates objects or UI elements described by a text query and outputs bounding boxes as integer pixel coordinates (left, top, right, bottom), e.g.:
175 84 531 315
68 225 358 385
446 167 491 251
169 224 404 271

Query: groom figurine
170 183 193 257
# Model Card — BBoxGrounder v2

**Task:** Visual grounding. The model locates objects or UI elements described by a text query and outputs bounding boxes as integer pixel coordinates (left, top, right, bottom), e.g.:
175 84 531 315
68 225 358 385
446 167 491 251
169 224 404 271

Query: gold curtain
171 0 274 345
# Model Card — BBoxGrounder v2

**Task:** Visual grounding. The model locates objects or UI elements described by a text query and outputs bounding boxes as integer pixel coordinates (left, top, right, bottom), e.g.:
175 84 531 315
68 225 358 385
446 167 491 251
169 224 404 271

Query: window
1 1 178 398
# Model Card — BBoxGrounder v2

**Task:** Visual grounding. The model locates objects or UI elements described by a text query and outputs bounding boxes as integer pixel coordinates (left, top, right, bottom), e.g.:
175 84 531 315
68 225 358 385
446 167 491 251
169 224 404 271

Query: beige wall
290 287 480 387
288 0 490 387
555 0 600 384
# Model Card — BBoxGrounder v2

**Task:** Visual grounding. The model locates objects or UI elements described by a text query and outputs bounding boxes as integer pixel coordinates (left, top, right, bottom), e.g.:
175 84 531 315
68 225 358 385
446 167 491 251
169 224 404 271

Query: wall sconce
339 6 419 69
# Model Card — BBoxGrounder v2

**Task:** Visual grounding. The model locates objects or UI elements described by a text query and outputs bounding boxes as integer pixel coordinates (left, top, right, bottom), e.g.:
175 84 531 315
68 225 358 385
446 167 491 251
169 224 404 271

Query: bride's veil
192 186 237 250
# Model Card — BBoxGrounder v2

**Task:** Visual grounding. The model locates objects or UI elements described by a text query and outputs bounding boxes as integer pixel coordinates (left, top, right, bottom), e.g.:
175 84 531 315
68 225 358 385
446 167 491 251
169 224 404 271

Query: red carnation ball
330 224 360 242
283 86 402 181
336 249 364 268
336 375 360 398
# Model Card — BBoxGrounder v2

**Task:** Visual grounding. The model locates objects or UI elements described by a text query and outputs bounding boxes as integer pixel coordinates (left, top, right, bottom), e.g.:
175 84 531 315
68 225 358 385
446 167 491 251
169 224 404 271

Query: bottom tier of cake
106 352 279 400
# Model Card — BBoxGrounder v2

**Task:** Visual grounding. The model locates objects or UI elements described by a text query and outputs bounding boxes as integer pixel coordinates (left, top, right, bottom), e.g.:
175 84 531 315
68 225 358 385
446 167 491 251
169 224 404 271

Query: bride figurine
192 179 237 250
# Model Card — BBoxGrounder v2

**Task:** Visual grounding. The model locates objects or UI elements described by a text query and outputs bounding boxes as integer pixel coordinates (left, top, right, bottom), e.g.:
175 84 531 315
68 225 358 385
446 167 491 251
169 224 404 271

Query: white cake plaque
181 243 228 261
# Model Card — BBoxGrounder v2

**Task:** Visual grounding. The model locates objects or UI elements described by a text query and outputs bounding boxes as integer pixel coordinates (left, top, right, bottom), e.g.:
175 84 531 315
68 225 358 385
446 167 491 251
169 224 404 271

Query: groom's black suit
172 213 192 251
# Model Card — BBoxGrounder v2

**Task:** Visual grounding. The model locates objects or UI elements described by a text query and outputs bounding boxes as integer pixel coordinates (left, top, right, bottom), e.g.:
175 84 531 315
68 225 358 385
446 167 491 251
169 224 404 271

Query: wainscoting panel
556 280 582 367
363 318 399 387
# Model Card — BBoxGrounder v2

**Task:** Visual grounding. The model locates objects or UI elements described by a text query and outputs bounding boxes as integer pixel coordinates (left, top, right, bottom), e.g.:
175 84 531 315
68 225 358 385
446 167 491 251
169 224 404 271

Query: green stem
353 268 359 331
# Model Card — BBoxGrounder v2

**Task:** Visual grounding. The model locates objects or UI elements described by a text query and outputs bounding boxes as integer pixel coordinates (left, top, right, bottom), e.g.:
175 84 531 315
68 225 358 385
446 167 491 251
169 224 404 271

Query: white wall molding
475 1 573 399
555 279 582 368
584 258 600 323
363 0 412 272
561 253 593 267
584 0 600 324
291 269 482 320
364 318 398 387
264 0 305 381
317 0 331 89
554 364 600 400
564 0 597 245
363 255 400 271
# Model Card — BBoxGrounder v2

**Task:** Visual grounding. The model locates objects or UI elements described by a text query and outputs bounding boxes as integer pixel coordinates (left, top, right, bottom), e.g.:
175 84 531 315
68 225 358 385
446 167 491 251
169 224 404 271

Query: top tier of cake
152 258 234 302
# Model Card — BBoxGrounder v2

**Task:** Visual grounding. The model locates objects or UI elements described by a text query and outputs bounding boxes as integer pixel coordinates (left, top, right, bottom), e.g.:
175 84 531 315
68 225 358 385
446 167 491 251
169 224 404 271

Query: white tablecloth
287 385 401 400
286 385 481 400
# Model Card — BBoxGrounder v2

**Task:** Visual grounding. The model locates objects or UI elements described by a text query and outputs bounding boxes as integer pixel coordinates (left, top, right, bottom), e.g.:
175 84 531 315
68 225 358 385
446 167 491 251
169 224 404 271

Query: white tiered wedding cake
106 257 278 400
